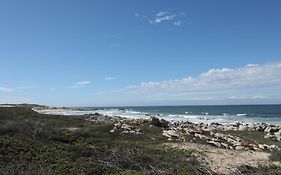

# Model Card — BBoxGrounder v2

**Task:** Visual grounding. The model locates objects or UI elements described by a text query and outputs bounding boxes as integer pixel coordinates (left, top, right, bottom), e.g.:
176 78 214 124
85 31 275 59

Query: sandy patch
167 142 270 174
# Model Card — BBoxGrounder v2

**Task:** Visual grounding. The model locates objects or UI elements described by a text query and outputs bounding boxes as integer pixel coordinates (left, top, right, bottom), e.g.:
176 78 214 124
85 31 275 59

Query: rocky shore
30 107 281 174
82 112 281 174
84 112 281 152
1 105 281 175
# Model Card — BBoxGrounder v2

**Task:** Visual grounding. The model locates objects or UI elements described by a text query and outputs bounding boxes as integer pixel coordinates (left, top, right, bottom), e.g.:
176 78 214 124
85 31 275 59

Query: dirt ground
167 142 271 175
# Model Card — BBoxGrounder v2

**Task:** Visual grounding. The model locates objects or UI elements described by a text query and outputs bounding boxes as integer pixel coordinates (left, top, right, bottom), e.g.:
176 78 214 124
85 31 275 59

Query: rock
274 131 281 141
253 147 261 151
163 130 180 138
238 124 247 131
186 127 203 134
265 126 279 133
258 144 264 149
114 122 122 128
207 140 221 147
269 145 277 150
210 122 222 126
213 133 225 139
247 123 255 130
150 117 169 128
235 146 244 150
121 123 134 131
221 143 229 148
194 133 209 140
264 133 275 139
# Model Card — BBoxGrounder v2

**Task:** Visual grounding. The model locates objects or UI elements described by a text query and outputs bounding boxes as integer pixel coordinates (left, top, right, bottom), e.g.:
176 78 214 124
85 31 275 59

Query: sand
167 142 271 174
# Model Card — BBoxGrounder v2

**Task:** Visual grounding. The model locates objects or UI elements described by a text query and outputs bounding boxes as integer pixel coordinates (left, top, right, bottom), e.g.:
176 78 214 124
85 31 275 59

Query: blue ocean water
78 105 281 124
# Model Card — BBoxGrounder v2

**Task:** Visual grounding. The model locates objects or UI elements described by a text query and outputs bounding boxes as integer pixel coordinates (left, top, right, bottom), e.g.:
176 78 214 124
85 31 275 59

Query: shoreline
33 107 281 125
2 105 281 174
34 107 281 149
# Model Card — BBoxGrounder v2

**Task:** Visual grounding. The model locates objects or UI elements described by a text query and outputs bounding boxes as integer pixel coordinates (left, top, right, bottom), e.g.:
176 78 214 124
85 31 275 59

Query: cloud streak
105 77 115 81
68 81 91 88
76 81 91 85
136 11 185 26
0 87 13 93
149 13 176 24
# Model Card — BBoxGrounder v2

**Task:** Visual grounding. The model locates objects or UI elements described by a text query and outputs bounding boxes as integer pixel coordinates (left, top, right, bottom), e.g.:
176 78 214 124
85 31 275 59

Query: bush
270 150 281 162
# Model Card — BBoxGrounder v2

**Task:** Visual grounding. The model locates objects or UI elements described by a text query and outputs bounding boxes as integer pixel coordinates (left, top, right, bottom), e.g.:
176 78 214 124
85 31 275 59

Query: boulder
274 132 281 141
235 146 244 150
238 124 247 131
121 123 134 131
207 140 221 147
258 144 265 149
163 130 180 138
150 117 169 128
186 127 203 134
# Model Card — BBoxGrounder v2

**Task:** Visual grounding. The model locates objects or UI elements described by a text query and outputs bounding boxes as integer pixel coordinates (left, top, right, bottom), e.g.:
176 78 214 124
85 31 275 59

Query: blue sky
0 0 281 106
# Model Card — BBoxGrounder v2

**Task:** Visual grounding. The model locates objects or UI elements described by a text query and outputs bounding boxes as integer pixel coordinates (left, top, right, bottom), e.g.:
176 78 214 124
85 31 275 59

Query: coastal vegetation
0 106 208 175
1 106 281 174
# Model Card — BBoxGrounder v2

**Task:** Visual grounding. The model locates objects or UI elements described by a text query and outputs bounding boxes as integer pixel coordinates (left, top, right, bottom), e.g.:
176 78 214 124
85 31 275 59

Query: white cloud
76 81 91 85
0 87 13 93
68 81 91 89
137 11 186 26
126 62 281 100
105 77 115 81
149 11 176 24
173 21 183 26
157 11 170 17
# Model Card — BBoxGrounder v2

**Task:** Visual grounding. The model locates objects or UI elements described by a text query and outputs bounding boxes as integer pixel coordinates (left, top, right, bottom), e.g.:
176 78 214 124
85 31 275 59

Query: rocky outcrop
149 117 169 128
110 122 142 135
162 126 281 151
86 113 281 151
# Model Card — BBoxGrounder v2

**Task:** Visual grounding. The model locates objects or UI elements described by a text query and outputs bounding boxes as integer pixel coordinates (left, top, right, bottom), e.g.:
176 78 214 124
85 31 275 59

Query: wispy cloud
145 11 185 26
17 86 34 90
68 81 91 89
173 21 183 26
123 62 281 102
0 87 13 93
76 81 91 85
105 77 115 81
156 11 170 17
94 91 104 96
149 14 176 24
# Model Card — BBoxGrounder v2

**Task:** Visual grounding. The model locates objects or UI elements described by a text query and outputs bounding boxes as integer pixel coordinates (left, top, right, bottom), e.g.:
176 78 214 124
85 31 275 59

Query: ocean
69 105 281 125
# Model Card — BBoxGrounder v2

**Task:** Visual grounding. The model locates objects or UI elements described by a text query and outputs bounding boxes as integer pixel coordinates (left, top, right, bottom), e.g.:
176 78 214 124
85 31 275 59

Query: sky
0 0 281 106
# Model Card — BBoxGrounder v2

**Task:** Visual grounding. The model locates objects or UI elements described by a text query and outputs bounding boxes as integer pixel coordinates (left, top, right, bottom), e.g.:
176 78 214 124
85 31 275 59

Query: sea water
71 105 281 125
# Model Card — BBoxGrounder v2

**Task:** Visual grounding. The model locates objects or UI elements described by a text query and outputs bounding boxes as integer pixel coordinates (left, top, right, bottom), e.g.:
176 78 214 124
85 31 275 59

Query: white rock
163 130 180 138
258 144 265 149
235 146 244 150
207 140 221 147
121 124 133 131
